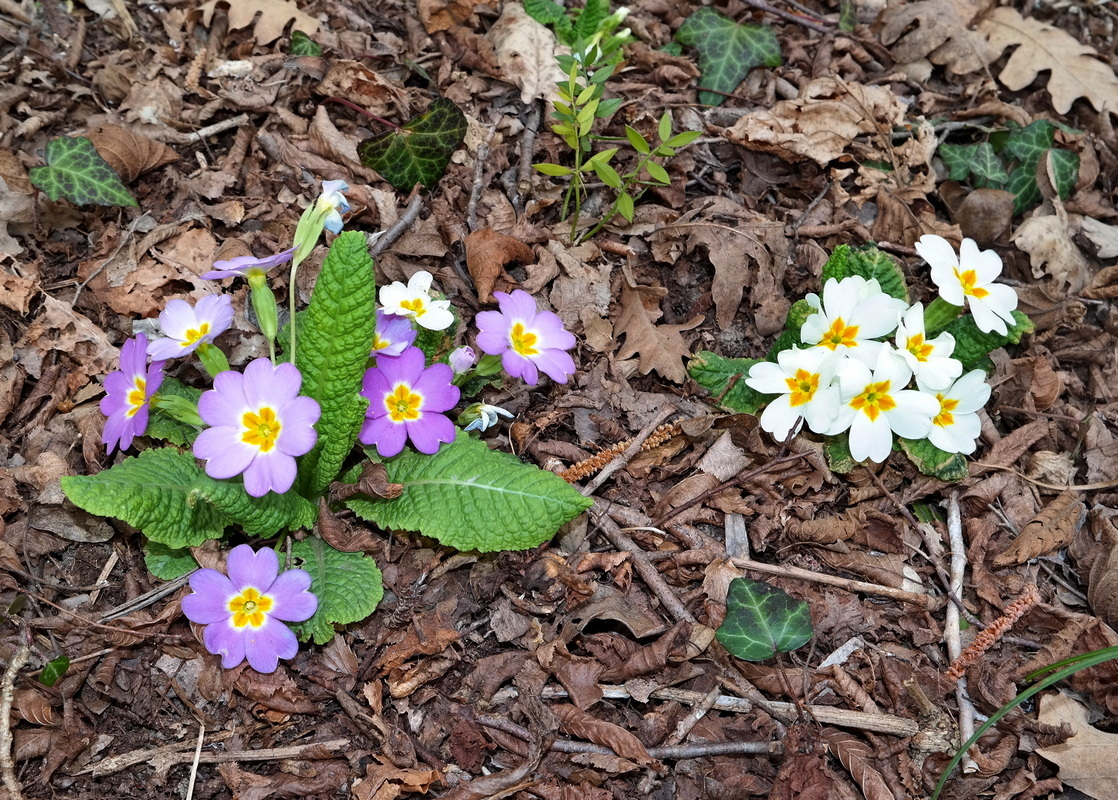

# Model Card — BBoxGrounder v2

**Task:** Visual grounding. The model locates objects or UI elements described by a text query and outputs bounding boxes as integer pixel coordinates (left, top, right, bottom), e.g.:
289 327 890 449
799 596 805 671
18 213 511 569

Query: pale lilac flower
371 310 417 357
894 303 962 391
201 247 297 282
148 295 234 360
101 333 166 453
744 347 843 440
448 345 476 375
831 348 939 463
919 370 991 454
316 180 350 234
193 358 321 497
801 276 908 366
475 290 576 386
462 402 514 433
359 346 460 457
378 271 454 331
915 235 1019 336
181 544 317 673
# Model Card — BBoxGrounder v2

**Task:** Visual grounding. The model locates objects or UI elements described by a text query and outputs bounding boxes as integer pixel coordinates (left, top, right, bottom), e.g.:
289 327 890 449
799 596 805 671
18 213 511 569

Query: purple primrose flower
193 358 321 497
101 333 166 454
475 290 576 386
201 247 297 281
148 294 235 360
371 310 417 357
181 544 317 673
448 345 476 375
359 346 460 457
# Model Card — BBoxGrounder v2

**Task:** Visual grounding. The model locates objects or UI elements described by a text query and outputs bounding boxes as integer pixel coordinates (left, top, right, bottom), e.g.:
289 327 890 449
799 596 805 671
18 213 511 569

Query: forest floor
3 0 1118 798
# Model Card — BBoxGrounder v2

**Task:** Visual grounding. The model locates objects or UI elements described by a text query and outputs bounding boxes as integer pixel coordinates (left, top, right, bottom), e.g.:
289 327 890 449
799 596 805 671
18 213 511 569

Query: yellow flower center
510 322 538 356
850 380 896 422
933 395 960 428
126 378 146 418
385 384 423 422
906 333 934 362
784 369 819 407
821 317 859 349
241 407 281 452
400 298 427 317
372 334 389 352
228 587 273 628
183 323 211 346
954 268 989 299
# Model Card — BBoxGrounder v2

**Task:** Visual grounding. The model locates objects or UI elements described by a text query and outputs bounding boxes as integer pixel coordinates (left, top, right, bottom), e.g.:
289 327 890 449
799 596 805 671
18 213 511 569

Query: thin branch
466 117 500 233
731 556 941 610
945 491 978 774
0 642 30 800
577 403 677 495
371 188 425 257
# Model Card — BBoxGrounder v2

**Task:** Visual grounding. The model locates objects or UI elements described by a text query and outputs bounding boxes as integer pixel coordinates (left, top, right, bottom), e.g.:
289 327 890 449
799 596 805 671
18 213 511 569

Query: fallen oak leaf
464 227 534 302
1036 691 1115 800
486 3 567 104
614 281 703 384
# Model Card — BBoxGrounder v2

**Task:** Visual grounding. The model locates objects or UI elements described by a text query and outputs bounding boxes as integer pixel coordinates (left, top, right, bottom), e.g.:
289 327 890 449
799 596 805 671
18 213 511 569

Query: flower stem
923 296 963 335
196 342 230 378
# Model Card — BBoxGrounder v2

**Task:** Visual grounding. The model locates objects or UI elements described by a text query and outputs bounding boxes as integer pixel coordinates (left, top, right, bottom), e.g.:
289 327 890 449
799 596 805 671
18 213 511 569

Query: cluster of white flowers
746 236 1019 464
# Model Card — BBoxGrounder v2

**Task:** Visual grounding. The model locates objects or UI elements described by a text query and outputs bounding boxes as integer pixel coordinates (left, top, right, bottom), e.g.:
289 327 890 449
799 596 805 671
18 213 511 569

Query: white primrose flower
378 271 454 331
462 402 514 433
914 235 1018 336
744 347 844 440
919 370 991 455
831 348 939 464
801 276 908 366
894 303 963 391
316 179 351 234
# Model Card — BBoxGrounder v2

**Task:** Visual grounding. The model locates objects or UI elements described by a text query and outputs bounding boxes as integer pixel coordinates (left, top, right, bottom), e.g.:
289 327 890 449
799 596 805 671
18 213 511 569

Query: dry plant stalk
944 584 1040 681
559 422 681 482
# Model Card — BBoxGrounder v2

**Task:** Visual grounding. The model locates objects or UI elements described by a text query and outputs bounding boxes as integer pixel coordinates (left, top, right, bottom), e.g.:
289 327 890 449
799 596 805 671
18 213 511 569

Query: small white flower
378 271 454 331
915 235 1018 336
462 403 514 433
801 276 908 366
894 303 962 391
744 347 844 440
316 180 350 234
832 348 940 463
919 370 991 454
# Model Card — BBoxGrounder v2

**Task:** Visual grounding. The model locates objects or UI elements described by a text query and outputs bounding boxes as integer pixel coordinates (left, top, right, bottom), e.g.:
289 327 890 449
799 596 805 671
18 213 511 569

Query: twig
740 0 832 32
513 100 542 215
371 187 425 257
731 556 941 610
82 736 348 777
21 589 186 640
0 642 29 800
475 713 781 759
576 404 677 495
73 214 148 304
100 574 192 623
466 117 499 233
185 722 205 800
974 462 1118 492
666 684 721 746
945 491 977 774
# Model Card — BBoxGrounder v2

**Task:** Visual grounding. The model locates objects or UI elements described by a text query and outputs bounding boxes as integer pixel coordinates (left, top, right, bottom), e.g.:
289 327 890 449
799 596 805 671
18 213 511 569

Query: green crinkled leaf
765 299 814 359
899 437 969 482
289 30 322 56
29 136 138 207
716 577 813 661
39 656 69 688
675 8 781 107
821 244 909 302
573 0 610 41
347 432 592 552
945 310 1035 371
524 0 574 42
295 231 377 497
824 434 857 474
1002 120 1055 166
357 98 467 191
193 477 316 536
147 378 202 446
939 142 1009 188
290 538 383 645
687 351 766 414
1006 163 1041 215
144 540 198 580
1049 148 1080 200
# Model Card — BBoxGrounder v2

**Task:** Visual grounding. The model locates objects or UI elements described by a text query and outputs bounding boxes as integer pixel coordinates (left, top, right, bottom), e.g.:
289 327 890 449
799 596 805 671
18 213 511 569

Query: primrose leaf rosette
347 432 592 552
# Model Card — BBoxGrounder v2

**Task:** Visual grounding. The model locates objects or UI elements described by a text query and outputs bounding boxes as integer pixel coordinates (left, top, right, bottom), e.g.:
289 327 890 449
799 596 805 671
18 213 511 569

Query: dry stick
184 722 205 800
466 118 500 233
578 404 677 496
100 574 191 623
21 589 186 640
974 462 1118 492
513 101 542 216
741 0 832 33
0 643 30 800
371 188 425 258
730 557 941 610
475 713 782 759
666 684 722 746
83 737 348 778
945 491 978 774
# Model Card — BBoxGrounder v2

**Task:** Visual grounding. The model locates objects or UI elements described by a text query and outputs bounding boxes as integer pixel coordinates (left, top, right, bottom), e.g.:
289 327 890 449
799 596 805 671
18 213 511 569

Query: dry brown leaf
878 0 993 75
464 227 534 303
486 3 566 104
1070 509 1118 629
315 61 409 118
979 6 1118 115
197 0 319 45
1078 216 1118 259
1036 691 1118 800
821 728 898 800
551 704 659 767
941 185 1015 246
722 77 905 166
416 0 485 33
613 281 703 384
84 125 179 184
14 295 118 381
993 491 1085 568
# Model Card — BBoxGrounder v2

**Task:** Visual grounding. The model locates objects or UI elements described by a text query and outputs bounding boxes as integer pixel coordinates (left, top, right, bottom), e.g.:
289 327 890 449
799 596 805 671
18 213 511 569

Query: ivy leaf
29 136 138 207
939 142 1009 187
1048 148 1080 200
716 577 813 661
295 231 377 497
1002 120 1056 165
945 310 1035 371
61 448 314 549
347 432 592 552
289 30 322 56
290 539 383 645
1006 163 1041 214
39 656 69 688
821 243 909 302
675 8 781 107
357 98 467 191
144 540 198 580
687 351 766 414
899 438 969 482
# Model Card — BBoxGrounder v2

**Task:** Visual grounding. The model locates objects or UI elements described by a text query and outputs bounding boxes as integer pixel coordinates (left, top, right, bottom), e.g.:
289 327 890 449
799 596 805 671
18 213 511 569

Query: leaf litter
4 1 1118 799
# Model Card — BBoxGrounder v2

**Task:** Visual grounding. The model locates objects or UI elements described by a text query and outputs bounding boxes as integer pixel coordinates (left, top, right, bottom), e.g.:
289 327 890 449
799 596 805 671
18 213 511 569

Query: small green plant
524 0 633 62
534 43 701 241
675 7 781 106
29 136 137 207
939 119 1080 214
716 577 813 661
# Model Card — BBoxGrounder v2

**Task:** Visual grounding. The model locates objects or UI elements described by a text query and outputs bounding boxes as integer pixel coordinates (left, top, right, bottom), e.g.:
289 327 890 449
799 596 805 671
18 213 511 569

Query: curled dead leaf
551 703 660 768
941 184 1014 246
464 227 534 303
1070 508 1118 629
993 490 1085 568
486 3 567 104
